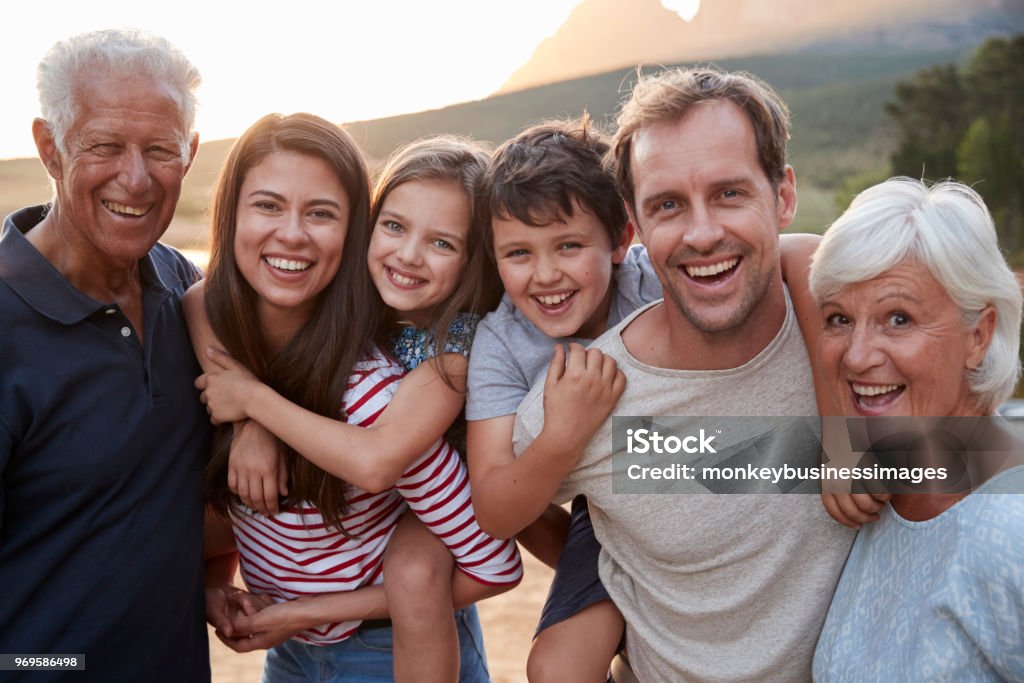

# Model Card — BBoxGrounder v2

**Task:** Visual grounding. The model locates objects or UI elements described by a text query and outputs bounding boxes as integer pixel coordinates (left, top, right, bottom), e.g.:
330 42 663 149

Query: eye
721 189 742 200
431 238 455 251
659 199 678 212
825 312 850 328
147 146 179 161
504 248 529 259
558 242 582 252
382 220 403 234
254 200 279 212
887 312 911 327
91 142 121 154
310 208 338 221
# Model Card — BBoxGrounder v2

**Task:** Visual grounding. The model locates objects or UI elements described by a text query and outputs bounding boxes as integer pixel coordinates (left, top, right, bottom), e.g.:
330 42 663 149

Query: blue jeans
261 606 490 682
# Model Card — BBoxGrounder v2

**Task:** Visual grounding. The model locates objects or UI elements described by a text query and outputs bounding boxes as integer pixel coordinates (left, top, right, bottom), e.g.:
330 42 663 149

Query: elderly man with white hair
0 29 209 682
810 178 1024 681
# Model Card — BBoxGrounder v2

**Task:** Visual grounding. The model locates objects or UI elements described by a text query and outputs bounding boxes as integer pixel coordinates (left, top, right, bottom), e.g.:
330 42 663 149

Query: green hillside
1 48 968 244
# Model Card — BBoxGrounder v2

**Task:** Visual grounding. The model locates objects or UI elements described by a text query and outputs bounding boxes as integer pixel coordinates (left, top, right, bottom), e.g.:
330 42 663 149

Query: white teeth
852 383 902 397
102 200 149 216
265 257 312 272
389 269 424 286
685 257 739 278
536 292 572 306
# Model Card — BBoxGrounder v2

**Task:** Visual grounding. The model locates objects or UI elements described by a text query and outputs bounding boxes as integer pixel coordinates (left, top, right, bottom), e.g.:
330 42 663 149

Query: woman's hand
196 347 262 424
218 595 310 653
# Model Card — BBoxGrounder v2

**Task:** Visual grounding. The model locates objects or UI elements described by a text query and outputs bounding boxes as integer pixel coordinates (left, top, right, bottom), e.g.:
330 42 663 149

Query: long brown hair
370 136 503 388
203 113 380 530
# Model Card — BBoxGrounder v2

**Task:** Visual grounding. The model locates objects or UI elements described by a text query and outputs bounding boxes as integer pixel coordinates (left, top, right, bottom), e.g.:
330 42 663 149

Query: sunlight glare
660 0 700 22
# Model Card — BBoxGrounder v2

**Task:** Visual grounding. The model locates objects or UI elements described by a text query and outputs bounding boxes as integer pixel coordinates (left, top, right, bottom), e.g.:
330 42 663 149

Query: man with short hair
0 29 210 681
513 68 855 681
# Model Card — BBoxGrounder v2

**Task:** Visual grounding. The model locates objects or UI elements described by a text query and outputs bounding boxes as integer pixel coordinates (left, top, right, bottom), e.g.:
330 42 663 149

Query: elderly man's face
817 261 992 418
627 100 796 336
41 70 194 267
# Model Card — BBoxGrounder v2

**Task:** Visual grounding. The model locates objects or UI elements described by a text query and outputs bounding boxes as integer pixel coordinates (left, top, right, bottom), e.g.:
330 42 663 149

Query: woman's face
367 178 471 328
817 260 992 418
234 151 350 325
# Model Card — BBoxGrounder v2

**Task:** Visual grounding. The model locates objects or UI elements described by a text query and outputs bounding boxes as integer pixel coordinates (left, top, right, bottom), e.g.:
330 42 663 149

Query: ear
776 165 797 232
184 132 200 175
966 305 996 370
625 199 643 241
32 118 62 180
612 219 635 265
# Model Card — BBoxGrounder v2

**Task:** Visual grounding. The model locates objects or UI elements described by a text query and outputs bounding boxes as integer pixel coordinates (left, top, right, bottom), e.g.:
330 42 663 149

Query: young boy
466 116 660 682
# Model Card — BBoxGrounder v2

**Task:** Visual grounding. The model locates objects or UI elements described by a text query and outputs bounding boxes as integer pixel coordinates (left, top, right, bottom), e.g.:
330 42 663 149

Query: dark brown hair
370 136 502 387
478 115 627 259
203 112 380 531
610 67 791 212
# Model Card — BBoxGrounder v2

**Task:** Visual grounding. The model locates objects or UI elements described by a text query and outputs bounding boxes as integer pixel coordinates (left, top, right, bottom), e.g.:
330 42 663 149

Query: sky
1 0 699 161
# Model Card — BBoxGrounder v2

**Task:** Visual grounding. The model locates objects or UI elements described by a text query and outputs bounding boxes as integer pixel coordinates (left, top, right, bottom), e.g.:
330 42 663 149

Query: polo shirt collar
0 205 169 325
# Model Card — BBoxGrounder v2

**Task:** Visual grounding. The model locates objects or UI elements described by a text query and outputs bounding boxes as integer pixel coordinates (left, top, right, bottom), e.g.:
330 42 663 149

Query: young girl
190 128 521 683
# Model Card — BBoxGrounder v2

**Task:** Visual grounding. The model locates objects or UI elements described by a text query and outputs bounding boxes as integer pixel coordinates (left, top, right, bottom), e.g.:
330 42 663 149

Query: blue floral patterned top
389 312 479 372
387 312 479 457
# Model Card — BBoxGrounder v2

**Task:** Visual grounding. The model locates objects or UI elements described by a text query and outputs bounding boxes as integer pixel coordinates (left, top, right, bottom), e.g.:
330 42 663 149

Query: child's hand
821 492 891 529
195 347 261 424
541 343 626 455
229 420 288 516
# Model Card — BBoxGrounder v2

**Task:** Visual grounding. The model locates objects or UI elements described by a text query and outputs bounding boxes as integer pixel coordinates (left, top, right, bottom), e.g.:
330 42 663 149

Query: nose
276 210 309 246
843 324 886 374
681 201 725 254
532 252 561 286
395 236 423 266
118 148 152 195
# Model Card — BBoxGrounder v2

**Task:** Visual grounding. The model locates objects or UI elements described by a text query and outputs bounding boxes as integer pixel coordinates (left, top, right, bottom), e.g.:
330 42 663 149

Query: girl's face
367 178 471 328
234 151 350 326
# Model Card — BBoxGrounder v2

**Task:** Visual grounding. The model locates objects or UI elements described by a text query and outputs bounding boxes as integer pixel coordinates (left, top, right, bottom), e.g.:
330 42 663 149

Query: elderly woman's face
818 260 990 418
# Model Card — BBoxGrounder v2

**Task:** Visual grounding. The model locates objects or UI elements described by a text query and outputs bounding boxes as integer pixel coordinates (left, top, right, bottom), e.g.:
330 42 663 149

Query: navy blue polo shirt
0 206 211 682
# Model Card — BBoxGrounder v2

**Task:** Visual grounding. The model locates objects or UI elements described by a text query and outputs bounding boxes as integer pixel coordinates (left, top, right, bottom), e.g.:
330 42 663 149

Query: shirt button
120 326 131 337
106 308 116 315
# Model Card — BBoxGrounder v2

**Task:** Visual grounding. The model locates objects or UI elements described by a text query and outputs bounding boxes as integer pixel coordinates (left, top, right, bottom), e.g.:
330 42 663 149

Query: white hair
810 177 1023 413
36 28 201 159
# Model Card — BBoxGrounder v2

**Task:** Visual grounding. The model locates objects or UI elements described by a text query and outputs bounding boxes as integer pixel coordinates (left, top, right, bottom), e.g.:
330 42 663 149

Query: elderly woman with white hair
810 178 1024 681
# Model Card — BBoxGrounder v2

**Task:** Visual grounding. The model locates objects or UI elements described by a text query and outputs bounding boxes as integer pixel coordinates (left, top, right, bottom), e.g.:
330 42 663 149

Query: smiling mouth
386 266 426 287
851 382 905 410
683 257 739 283
101 200 152 217
264 256 312 272
533 291 576 309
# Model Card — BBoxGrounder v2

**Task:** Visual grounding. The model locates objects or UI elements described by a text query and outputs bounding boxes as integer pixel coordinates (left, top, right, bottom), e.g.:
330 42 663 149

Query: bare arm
779 234 890 527
467 344 625 540
198 348 467 493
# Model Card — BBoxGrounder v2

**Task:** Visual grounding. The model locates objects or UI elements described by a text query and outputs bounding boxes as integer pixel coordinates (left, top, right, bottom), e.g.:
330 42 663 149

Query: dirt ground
209 552 553 683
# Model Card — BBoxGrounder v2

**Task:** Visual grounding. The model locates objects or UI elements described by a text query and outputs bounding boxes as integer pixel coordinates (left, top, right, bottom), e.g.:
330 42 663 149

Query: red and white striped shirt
231 346 522 644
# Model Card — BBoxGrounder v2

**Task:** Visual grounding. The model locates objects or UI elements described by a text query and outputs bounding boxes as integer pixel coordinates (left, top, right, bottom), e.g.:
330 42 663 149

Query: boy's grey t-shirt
466 245 661 421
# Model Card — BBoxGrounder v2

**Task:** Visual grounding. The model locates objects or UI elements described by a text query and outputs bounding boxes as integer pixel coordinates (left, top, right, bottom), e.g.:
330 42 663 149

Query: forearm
515 504 571 569
243 383 401 492
472 429 581 539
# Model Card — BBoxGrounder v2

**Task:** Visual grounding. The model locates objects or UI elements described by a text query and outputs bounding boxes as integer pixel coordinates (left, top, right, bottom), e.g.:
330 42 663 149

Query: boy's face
491 202 630 340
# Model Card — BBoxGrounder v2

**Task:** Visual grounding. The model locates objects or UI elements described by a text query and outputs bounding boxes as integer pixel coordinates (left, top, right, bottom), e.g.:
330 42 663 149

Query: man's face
42 70 194 267
628 100 796 336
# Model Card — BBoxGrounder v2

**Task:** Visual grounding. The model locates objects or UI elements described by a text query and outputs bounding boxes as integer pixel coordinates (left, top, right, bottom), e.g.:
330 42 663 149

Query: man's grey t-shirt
466 245 661 421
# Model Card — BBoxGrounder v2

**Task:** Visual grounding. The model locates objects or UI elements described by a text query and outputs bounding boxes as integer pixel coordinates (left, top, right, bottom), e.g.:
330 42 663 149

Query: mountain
498 0 1023 93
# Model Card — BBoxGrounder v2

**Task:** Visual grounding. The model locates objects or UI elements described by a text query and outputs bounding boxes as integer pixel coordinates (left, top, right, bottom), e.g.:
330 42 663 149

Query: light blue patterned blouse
813 465 1024 682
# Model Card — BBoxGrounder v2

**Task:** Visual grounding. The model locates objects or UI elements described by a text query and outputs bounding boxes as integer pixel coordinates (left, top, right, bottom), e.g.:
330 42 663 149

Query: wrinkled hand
195 347 260 424
229 420 288 516
218 595 308 653
542 343 626 454
821 492 892 529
